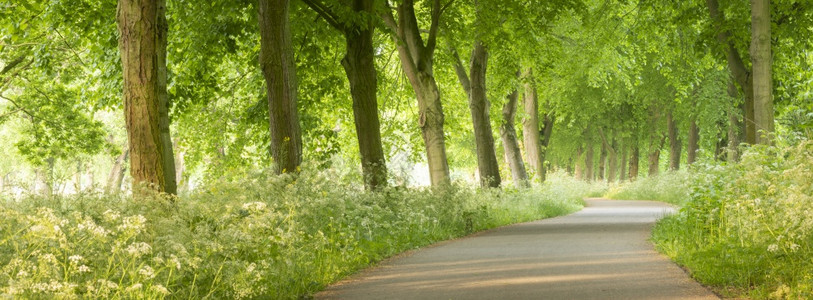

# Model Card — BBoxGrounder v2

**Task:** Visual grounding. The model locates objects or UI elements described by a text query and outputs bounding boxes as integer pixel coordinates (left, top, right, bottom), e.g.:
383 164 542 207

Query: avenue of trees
0 0 811 195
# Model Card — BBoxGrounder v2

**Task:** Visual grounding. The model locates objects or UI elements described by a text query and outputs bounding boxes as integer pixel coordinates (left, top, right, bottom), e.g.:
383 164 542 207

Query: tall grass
0 167 599 299
651 143 813 298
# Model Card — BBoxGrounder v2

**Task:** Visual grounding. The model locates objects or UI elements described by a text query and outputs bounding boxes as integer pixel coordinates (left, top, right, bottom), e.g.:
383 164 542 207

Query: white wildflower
126 242 152 257
78 265 91 273
77 219 109 237
138 265 156 279
789 243 800 252
16 270 29 278
125 283 143 292
97 279 118 290
768 244 779 253
68 255 84 264
150 284 170 295
118 215 147 233
168 255 181 270
103 209 121 222
40 253 58 264
242 201 267 213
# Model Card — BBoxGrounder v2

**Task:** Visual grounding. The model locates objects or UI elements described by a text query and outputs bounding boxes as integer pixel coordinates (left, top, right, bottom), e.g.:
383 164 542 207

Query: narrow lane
317 199 718 300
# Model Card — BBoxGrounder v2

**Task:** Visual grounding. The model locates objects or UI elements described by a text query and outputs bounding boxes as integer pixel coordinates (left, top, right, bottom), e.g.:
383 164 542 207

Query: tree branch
425 0 442 54
301 0 344 31
449 46 470 98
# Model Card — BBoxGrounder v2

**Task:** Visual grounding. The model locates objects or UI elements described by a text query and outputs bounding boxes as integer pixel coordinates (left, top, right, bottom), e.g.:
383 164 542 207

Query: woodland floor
316 199 718 300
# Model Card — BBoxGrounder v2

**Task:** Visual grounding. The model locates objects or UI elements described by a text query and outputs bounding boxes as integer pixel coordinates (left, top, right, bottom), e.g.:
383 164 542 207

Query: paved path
316 199 718 300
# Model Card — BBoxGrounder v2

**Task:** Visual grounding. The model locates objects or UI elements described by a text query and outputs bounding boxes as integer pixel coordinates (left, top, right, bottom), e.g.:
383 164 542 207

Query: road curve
316 199 718 300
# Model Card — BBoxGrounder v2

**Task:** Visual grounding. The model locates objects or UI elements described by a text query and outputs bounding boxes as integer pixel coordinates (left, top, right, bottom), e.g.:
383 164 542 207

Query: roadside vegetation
609 142 813 298
0 170 599 299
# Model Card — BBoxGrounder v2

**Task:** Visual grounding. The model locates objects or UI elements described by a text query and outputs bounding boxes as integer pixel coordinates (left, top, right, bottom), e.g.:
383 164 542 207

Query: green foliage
651 143 813 298
0 168 598 299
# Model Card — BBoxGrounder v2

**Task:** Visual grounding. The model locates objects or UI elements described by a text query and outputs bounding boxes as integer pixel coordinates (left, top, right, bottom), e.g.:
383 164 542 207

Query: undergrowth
651 142 813 298
604 170 691 206
0 168 598 299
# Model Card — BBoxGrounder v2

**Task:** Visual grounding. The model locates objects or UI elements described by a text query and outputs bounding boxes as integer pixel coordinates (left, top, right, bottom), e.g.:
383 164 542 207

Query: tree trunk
707 0 756 144
619 142 628 181
522 68 544 181
607 138 617 182
157 0 177 195
117 0 167 192
539 112 554 182
727 80 743 162
455 41 501 188
500 75 529 188
584 138 594 182
107 149 130 193
750 0 773 144
687 119 699 165
341 0 387 190
629 144 639 180
382 0 450 186
598 141 606 181
667 112 681 171
259 0 303 175
574 146 584 180
648 136 665 177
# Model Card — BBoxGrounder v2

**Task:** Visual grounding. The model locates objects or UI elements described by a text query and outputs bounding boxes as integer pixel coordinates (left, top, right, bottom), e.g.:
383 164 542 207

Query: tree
117 0 169 191
157 0 177 194
706 0 756 145
380 0 451 186
522 69 544 182
750 0 773 144
499 76 529 187
258 0 303 174
301 0 388 190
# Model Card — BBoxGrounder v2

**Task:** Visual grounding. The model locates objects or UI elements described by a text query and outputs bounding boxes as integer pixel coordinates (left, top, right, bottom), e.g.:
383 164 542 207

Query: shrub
651 142 813 298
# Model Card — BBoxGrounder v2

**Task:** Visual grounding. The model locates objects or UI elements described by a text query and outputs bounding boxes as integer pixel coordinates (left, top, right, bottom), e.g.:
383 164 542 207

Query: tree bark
157 0 177 194
500 76 529 188
687 119 699 165
117 0 167 192
751 0 774 144
452 41 501 188
469 42 501 187
619 142 628 181
707 0 756 144
629 144 639 180
381 0 450 186
522 68 544 181
598 141 606 181
302 0 388 190
584 135 594 182
341 0 388 190
648 136 665 177
259 0 303 175
667 112 681 171
574 146 584 180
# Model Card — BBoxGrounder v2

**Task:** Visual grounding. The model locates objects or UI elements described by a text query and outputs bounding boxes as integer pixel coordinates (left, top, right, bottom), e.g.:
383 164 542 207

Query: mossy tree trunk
259 0 303 174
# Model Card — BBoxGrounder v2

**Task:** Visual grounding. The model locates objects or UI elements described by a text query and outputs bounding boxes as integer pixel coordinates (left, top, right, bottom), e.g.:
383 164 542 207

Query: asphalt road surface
316 198 719 300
